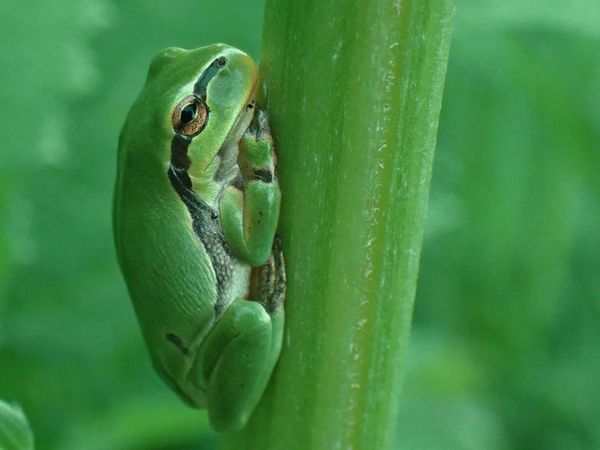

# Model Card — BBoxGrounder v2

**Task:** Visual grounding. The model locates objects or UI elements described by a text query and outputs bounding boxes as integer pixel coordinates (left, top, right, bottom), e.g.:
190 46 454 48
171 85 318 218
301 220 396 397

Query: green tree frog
113 44 285 432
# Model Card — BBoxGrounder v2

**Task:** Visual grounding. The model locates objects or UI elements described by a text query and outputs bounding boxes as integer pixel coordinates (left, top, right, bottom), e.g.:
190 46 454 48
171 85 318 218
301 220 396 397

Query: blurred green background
0 1 598 449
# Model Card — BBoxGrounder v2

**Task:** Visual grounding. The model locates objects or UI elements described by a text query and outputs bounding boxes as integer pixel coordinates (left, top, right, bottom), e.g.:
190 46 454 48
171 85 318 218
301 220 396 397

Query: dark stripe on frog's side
168 166 233 320
170 134 192 181
166 57 234 320
165 332 190 355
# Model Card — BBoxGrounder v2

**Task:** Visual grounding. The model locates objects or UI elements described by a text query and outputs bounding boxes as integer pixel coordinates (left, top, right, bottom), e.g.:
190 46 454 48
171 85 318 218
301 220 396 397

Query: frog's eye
172 95 208 136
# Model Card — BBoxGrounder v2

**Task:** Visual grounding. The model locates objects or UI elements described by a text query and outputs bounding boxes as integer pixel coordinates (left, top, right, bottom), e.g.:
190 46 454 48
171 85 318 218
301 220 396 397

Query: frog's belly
220 259 252 313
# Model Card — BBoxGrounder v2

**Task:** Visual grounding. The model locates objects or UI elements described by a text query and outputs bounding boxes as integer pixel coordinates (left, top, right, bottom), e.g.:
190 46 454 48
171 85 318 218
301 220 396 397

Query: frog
112 43 285 432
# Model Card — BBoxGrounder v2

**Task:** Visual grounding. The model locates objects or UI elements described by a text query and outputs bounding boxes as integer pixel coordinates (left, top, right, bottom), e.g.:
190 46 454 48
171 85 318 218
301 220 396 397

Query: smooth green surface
223 0 453 449
0 1 599 449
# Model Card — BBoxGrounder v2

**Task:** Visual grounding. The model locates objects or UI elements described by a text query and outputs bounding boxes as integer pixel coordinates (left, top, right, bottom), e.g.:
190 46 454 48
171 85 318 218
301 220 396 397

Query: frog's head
120 43 258 189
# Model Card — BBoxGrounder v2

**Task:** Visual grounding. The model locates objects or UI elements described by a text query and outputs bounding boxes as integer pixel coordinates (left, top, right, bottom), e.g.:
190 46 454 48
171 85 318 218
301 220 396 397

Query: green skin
113 44 284 432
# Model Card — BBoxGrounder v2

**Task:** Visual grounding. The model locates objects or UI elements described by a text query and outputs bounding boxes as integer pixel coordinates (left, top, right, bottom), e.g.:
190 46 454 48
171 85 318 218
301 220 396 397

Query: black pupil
181 103 197 123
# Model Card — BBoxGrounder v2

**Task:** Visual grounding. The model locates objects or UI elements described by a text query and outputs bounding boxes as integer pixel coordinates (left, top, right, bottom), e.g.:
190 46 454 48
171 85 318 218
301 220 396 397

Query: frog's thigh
200 299 282 431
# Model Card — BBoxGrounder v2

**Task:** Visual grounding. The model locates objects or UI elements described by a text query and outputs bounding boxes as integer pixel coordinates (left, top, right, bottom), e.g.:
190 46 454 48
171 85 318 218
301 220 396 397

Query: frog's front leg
220 110 281 267
191 298 284 431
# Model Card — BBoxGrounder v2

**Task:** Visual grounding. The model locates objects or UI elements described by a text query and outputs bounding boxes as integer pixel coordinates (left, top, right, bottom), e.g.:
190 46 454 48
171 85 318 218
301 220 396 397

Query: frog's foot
190 299 283 431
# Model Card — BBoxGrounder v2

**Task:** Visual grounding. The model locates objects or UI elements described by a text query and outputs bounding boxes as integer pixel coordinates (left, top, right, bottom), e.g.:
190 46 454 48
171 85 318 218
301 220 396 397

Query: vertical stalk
223 0 453 448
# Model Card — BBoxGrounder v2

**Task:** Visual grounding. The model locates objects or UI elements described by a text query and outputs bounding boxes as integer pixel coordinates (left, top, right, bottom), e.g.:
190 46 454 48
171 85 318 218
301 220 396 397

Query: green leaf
0 401 34 450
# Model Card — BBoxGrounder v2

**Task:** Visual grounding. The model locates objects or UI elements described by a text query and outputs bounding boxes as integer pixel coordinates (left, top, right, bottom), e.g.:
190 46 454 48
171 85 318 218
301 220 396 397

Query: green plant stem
222 0 453 448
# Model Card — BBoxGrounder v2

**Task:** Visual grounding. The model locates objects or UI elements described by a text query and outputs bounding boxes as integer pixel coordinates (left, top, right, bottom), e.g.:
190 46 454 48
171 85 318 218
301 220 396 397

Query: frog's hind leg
193 298 281 432
193 239 286 431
